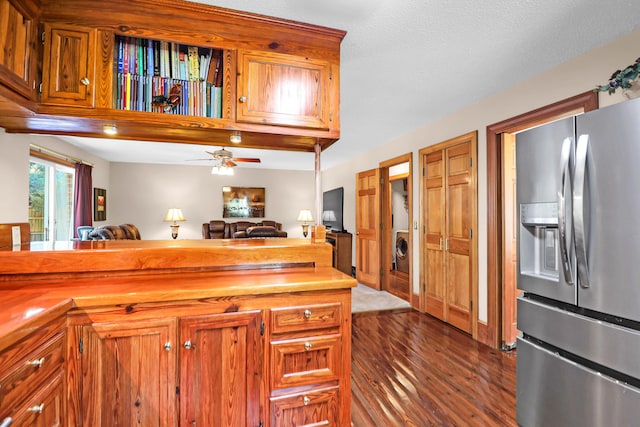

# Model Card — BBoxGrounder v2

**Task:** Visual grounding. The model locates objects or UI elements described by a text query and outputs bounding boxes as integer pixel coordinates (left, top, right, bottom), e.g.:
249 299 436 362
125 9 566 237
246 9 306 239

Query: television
322 187 344 232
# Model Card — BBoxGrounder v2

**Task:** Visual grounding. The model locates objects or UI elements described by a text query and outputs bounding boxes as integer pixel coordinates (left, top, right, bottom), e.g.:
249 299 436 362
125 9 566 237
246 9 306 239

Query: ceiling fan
191 148 261 175
208 148 261 166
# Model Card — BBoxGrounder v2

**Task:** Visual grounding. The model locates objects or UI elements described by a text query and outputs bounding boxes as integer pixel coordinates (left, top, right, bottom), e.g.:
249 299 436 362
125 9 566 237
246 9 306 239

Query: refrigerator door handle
574 134 590 288
558 137 574 285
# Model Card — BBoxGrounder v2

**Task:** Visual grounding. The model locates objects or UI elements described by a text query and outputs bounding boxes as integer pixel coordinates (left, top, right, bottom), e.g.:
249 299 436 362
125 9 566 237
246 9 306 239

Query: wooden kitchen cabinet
41 23 97 108
179 311 262 427
237 50 333 130
0 315 66 427
269 303 346 426
0 0 39 101
80 318 178 426
0 0 345 152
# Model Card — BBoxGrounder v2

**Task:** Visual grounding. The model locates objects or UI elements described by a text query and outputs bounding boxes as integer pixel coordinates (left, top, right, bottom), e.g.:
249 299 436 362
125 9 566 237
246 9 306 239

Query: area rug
351 283 412 313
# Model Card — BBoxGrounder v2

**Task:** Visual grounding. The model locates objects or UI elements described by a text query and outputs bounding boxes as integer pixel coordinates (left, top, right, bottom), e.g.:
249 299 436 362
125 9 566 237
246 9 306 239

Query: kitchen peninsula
0 238 355 426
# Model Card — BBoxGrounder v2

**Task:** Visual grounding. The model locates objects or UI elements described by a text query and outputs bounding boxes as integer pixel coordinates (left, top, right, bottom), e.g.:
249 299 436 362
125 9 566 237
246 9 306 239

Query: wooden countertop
0 238 355 353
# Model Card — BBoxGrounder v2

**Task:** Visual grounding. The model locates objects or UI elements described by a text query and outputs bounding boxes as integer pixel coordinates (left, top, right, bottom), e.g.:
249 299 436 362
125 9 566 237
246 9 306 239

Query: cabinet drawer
270 386 339 427
271 334 341 389
271 303 341 334
0 332 65 413
8 370 65 427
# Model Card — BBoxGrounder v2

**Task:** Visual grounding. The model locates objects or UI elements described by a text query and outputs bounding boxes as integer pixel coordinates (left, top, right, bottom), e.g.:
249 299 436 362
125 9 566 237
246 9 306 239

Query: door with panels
421 132 477 334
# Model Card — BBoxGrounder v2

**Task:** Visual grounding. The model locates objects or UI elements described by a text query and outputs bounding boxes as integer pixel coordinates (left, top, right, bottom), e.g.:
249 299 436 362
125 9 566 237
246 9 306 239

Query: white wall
0 132 110 223
108 163 315 240
323 28 640 323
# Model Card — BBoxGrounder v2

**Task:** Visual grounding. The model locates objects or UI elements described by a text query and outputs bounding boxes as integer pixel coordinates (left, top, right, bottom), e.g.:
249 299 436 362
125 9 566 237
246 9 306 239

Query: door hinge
260 321 265 336
470 229 473 239
469 157 473 167
329 68 333 80
79 338 83 354
470 300 473 311
259 422 264 427
176 386 180 395
422 282 426 292
422 167 425 177
41 31 45 44
38 82 42 93
329 111 333 122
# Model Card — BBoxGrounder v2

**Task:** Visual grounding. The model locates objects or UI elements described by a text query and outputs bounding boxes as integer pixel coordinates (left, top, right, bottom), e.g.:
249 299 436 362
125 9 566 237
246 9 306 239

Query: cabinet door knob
80 77 90 86
0 416 13 427
27 403 44 413
26 357 45 368
164 342 172 351
303 309 312 319
303 396 310 406
183 340 193 350
239 95 247 103
304 342 312 351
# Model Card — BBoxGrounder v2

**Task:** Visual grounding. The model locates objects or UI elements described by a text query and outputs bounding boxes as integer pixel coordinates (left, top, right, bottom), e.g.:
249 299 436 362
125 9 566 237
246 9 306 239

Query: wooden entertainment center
326 231 352 276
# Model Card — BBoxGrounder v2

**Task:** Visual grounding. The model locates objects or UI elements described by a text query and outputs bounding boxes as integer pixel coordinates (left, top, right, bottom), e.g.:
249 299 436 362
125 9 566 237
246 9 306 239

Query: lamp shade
297 209 314 222
164 208 185 222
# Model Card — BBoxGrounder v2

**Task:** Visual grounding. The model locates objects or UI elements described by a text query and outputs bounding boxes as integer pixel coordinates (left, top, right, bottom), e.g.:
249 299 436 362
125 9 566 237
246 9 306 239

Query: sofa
88 224 141 240
202 220 287 239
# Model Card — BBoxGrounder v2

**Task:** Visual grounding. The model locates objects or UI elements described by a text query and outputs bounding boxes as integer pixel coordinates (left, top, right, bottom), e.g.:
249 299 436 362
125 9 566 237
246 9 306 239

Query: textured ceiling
62 0 640 170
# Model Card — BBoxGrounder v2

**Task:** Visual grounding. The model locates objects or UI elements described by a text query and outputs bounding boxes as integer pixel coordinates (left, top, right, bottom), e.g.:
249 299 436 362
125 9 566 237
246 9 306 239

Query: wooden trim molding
484 91 598 348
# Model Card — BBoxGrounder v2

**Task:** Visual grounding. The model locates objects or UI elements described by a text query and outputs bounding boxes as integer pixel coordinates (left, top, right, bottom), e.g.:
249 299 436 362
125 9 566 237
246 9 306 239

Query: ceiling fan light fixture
211 164 234 175
230 131 242 144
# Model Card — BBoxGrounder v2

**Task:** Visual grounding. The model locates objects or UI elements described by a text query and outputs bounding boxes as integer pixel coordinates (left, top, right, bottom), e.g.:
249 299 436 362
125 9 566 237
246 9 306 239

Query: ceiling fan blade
225 160 237 167
233 158 261 163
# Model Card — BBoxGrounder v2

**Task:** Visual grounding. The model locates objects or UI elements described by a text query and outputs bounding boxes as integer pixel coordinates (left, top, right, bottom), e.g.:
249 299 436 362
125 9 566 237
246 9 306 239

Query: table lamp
164 208 185 239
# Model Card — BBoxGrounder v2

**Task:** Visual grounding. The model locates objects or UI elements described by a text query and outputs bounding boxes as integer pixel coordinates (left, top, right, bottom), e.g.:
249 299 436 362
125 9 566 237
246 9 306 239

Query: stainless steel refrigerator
516 97 640 426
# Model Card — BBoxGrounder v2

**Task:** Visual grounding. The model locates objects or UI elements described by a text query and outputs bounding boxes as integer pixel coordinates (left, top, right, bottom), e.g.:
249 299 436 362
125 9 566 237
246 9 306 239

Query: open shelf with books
114 35 224 118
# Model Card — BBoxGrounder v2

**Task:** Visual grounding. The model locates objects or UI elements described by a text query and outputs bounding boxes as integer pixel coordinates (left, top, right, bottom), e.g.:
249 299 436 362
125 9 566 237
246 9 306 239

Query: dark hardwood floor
351 309 517 426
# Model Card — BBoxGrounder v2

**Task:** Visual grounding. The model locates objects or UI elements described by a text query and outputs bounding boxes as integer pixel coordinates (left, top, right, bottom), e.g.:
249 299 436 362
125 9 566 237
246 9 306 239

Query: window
29 158 75 242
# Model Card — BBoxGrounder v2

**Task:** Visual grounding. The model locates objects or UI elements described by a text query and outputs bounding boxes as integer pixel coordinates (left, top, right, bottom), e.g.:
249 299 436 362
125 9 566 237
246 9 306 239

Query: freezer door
516 117 576 304
576 98 640 322
517 337 640 427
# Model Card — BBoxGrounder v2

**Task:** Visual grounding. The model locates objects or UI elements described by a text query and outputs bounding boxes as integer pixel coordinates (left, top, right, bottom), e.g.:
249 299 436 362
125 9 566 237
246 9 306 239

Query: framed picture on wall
222 186 265 218
94 188 107 221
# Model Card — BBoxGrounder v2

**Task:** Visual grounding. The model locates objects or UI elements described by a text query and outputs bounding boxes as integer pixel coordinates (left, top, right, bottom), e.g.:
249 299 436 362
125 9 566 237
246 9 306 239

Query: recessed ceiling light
103 124 118 135
230 131 241 143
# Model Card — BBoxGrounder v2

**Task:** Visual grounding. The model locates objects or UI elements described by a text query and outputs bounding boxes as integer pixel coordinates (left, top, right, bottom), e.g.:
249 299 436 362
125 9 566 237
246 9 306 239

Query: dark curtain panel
73 163 93 237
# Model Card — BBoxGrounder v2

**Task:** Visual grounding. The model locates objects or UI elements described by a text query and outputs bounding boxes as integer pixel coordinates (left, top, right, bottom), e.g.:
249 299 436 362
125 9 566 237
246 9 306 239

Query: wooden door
81 319 177 427
445 141 474 333
356 168 381 289
424 150 446 321
421 132 477 334
41 23 96 107
0 0 39 100
237 50 331 129
502 133 520 348
179 311 262 427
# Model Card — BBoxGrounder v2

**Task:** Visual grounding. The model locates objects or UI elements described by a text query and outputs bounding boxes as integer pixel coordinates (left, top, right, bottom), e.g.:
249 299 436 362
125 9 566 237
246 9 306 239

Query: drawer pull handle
304 342 312 351
183 340 193 350
0 417 13 427
26 357 45 368
303 309 312 319
303 396 310 406
27 403 44 413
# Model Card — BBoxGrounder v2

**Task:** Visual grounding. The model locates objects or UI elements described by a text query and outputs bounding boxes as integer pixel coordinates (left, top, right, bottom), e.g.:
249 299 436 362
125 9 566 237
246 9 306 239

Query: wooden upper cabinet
237 50 332 130
41 23 97 108
0 0 39 100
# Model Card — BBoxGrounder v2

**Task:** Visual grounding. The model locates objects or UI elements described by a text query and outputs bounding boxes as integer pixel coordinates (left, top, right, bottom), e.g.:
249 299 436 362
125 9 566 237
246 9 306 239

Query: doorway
380 154 412 302
485 91 598 348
